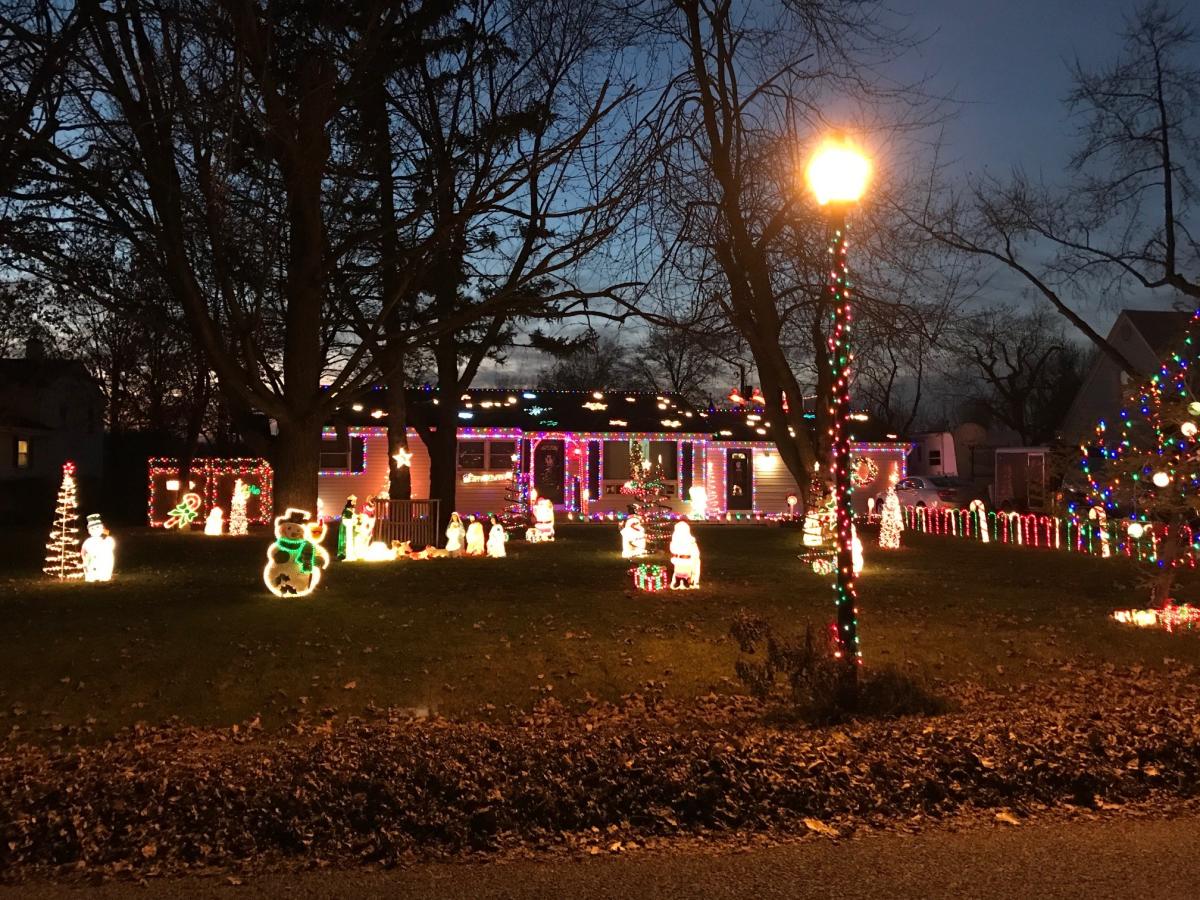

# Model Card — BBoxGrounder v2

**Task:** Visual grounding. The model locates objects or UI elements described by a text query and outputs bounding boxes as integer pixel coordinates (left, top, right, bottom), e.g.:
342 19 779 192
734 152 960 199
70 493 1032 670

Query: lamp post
805 136 870 700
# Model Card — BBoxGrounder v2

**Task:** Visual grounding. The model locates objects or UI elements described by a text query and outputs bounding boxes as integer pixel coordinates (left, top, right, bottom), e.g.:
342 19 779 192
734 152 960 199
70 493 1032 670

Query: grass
1 523 1198 744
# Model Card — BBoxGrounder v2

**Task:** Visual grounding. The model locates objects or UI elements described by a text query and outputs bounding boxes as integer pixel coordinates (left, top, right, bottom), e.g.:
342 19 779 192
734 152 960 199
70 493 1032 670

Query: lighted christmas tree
878 471 903 550
229 478 249 536
44 461 84 580
500 442 530 532
621 440 673 552
1082 309 1200 605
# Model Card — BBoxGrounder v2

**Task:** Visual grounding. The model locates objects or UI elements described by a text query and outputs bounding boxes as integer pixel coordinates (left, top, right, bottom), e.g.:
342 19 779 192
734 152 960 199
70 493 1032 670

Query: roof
0 412 52 431
1121 309 1193 358
0 357 99 390
331 387 903 444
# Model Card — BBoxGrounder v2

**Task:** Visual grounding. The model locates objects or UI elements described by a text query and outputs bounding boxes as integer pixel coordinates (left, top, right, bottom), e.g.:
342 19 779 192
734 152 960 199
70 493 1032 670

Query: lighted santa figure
669 521 701 589
525 496 555 543
445 511 466 556
465 517 486 556
81 514 115 582
487 515 508 558
620 515 647 558
204 506 224 535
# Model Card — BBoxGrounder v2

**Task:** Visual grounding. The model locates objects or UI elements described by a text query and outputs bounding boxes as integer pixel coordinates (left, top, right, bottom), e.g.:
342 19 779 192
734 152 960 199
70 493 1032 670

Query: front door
533 439 565 504
726 449 752 510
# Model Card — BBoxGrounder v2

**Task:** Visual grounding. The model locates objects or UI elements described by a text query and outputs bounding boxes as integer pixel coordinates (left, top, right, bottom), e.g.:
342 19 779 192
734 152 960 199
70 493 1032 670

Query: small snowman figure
620 515 647 558
465 517 486 556
669 520 701 589
263 508 329 597
445 511 466 556
487 515 508 558
81 514 115 582
204 506 224 535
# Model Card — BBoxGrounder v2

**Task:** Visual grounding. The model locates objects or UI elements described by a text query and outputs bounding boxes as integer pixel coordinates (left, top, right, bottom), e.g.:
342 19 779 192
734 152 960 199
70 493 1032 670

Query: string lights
44 461 84 581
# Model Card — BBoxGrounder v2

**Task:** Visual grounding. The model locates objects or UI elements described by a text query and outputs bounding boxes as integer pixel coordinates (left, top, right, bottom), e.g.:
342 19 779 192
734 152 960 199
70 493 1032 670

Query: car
889 476 962 509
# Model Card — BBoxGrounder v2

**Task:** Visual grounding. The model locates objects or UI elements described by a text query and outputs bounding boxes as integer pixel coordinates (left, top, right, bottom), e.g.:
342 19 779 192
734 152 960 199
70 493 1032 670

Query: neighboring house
1060 308 1192 443
0 339 105 517
317 388 912 519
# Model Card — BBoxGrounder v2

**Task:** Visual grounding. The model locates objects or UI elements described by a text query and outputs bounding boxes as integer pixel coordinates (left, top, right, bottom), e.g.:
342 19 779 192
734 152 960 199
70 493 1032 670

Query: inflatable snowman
263 508 330 597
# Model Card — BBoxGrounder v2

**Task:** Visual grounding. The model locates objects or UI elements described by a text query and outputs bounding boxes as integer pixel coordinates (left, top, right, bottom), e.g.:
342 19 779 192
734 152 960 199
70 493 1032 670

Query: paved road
6 815 1199 899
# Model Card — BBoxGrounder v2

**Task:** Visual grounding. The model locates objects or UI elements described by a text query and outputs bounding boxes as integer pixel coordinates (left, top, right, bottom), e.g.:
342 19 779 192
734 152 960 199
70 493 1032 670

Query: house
316 388 912 521
0 339 105 516
1060 308 1193 442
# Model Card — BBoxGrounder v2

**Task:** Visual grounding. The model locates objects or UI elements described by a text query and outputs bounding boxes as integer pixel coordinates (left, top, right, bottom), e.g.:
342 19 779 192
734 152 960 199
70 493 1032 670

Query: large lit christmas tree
1082 309 1200 605
621 440 673 551
229 478 249 536
878 470 903 550
44 461 84 580
500 441 530 532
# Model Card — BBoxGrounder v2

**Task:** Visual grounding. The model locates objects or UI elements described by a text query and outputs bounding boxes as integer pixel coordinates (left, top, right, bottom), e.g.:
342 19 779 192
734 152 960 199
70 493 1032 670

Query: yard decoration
263 508 329 597
337 495 358 560
526 496 556 543
44 461 84 580
669 521 701 589
1081 307 1200 603
228 479 249 535
631 562 668 592
355 496 377 559
487 515 508 558
204 506 224 535
445 512 466 555
620 440 671 550
968 499 989 542
878 469 903 549
1112 601 1200 632
164 492 202 529
465 519 486 555
80 513 115 582
620 514 647 558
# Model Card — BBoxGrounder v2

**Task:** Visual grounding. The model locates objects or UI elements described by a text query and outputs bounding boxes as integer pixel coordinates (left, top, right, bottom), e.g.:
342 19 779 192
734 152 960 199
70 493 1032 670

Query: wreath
851 455 879 487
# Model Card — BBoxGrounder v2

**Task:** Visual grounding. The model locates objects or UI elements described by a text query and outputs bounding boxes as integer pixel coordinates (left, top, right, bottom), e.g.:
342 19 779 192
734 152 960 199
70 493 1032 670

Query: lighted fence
372 499 441 549
901 505 1196 567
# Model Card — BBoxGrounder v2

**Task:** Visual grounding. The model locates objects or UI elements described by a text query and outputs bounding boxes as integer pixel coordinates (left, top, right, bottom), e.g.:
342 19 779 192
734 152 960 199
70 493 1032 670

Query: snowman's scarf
276 536 314 573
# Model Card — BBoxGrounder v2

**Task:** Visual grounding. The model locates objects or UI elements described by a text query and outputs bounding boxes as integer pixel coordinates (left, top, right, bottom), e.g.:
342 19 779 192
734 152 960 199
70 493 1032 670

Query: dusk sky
896 0 1183 330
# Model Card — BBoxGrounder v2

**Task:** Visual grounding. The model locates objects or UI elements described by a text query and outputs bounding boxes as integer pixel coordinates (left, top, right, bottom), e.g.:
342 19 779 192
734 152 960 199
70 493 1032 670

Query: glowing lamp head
1127 522 1145 539
1152 471 1170 488
805 137 871 206
1182 421 1197 438
1189 401 1200 417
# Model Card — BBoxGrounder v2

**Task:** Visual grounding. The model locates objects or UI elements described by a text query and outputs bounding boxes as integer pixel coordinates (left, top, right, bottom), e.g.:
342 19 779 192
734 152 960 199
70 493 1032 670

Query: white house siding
317 429 430 518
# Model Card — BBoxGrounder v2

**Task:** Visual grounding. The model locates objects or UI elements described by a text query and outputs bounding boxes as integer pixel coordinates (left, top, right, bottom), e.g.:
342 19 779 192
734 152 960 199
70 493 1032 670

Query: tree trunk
385 366 412 500
272 416 323 516
425 409 458 534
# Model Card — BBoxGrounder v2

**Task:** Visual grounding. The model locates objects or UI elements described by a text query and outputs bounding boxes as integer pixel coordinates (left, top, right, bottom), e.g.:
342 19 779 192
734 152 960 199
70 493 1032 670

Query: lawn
1 523 1197 745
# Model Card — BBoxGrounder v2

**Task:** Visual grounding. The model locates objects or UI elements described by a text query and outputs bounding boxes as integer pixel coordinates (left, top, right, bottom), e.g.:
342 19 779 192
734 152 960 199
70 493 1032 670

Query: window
603 441 631 480
319 435 365 473
457 440 485 469
928 449 942 468
14 438 30 469
648 440 678 480
486 440 517 470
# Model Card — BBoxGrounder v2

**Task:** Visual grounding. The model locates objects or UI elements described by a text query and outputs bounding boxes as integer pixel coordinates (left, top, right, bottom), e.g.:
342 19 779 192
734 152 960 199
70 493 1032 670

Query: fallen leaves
0 671 1197 877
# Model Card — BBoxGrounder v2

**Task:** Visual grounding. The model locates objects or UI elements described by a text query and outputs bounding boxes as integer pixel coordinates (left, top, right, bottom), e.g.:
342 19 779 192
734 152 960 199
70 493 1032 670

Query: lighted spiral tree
806 135 870 697
1081 310 1200 607
622 440 673 551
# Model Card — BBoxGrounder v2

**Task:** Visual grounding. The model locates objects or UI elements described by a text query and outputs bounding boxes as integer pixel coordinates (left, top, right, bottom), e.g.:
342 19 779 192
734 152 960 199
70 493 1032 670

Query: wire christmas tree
500 441 530 531
1082 309 1200 604
44 461 84 580
878 470 903 550
621 440 673 552
229 478 249 536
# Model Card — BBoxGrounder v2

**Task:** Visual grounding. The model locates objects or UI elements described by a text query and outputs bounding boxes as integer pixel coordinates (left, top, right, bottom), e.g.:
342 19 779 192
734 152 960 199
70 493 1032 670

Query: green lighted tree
1082 311 1200 603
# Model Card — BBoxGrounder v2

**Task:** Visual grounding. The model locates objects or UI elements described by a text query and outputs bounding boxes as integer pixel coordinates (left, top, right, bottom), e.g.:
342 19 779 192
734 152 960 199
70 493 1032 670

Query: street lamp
806 135 870 699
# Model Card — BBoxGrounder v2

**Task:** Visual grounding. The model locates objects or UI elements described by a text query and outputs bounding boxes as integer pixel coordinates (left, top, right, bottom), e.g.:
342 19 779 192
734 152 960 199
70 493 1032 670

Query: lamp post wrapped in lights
805 135 870 699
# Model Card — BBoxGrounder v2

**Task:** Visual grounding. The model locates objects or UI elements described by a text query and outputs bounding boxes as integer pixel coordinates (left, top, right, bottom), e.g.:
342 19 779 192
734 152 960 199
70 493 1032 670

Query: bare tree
940 304 1084 445
915 2 1199 373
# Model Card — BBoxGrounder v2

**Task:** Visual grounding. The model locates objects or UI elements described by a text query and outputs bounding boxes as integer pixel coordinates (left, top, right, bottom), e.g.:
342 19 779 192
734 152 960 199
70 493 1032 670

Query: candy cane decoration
165 492 202 529
1088 506 1110 558
968 499 987 543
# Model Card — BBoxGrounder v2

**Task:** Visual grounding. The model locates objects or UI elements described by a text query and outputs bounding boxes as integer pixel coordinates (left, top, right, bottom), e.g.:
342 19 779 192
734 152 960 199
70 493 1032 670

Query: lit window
14 438 30 469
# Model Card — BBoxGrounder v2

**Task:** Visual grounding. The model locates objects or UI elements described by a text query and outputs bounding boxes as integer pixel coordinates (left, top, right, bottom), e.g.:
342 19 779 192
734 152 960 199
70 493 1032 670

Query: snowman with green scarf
264 508 329 597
